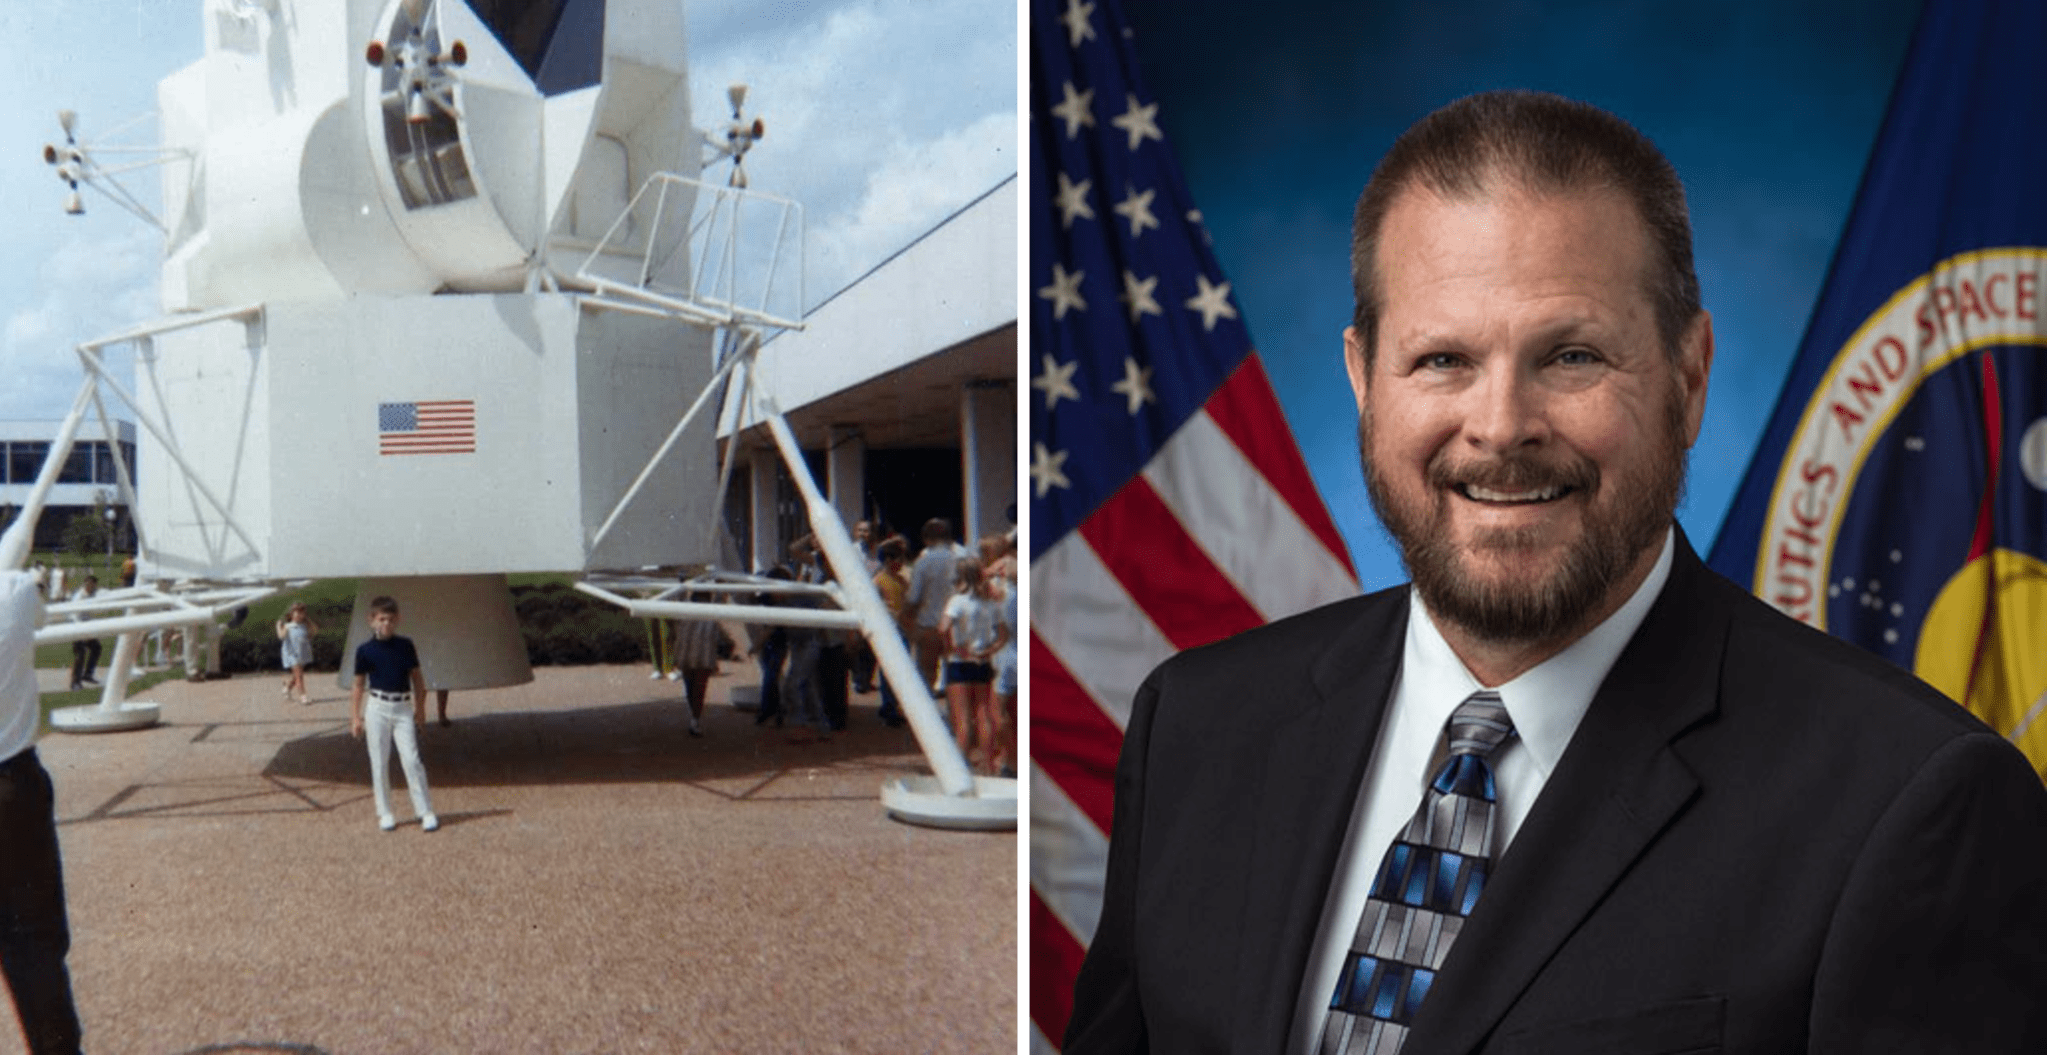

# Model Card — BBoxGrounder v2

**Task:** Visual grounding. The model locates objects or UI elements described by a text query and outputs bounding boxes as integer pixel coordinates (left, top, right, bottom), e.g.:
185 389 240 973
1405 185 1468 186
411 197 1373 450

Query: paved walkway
9 661 1016 1054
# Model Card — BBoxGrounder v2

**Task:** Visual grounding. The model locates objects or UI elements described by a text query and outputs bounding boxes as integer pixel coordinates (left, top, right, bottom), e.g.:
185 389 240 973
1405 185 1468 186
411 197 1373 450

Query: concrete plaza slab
7 661 1015 1054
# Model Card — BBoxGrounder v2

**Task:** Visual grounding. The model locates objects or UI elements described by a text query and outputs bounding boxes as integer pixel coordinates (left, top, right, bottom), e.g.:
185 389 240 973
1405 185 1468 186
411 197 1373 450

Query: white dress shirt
0 572 46 761
1287 529 1675 1054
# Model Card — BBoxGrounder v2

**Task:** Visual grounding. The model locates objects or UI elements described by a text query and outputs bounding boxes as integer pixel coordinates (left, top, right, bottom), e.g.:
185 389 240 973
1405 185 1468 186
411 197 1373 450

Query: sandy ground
6 660 1016 1054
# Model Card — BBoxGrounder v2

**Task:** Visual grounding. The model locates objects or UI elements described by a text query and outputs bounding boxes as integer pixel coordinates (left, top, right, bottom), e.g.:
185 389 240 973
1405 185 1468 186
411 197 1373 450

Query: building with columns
721 175 1017 569
0 419 138 552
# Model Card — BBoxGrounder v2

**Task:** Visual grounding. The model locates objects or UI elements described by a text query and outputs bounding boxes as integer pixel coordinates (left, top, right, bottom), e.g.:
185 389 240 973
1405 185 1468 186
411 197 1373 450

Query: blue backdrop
1119 0 1924 590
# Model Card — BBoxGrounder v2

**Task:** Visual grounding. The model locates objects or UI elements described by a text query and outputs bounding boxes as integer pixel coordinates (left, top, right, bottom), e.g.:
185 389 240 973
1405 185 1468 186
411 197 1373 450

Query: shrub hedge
216 582 659 674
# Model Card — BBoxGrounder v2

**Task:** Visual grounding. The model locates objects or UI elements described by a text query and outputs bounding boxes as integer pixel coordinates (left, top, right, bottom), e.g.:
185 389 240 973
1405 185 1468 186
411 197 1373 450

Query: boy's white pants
364 690 433 821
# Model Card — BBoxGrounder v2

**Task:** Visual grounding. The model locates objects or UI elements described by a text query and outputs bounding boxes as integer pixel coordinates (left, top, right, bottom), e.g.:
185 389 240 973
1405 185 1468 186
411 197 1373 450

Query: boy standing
349 596 438 833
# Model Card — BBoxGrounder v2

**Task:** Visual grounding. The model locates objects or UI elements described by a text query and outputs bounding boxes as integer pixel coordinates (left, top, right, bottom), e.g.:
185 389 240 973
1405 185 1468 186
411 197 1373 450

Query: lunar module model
6 0 1010 827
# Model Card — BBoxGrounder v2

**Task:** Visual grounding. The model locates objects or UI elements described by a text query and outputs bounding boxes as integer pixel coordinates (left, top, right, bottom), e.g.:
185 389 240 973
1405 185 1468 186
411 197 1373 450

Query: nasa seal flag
1711 0 2047 773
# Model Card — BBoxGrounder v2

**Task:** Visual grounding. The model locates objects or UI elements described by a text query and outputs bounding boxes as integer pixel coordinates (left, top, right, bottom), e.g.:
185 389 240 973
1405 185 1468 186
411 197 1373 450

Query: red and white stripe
380 400 477 456
1030 355 1357 1049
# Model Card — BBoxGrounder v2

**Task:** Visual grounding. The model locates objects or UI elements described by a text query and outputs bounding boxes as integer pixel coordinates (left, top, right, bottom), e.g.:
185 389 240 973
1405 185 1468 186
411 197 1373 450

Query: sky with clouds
0 0 1017 422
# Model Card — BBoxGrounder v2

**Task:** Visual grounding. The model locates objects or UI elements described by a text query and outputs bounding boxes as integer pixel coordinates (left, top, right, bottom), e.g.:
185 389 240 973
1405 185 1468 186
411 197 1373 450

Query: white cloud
809 108 1015 299
686 0 1016 305
0 226 159 420
0 0 192 422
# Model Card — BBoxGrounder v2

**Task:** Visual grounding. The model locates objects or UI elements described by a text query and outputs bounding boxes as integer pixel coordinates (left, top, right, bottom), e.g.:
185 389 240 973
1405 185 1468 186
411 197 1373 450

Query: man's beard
1360 394 1687 645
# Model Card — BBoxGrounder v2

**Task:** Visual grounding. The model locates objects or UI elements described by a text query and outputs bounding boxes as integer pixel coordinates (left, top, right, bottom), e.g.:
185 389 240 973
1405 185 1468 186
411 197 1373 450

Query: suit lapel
1230 590 1410 1055
1402 536 1730 1055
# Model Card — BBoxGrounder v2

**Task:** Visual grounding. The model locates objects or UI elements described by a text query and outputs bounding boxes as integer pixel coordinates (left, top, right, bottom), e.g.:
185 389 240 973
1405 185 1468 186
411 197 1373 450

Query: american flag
1028 1 1360 1050
378 400 476 456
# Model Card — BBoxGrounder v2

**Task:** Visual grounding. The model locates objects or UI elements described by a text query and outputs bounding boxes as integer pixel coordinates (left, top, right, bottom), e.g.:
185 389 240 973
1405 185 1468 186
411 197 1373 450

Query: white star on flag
1111 357 1156 414
1185 274 1239 332
1031 442 1071 497
1120 269 1162 322
1030 4 1361 1050
1039 263 1087 320
1056 171 1096 229
1111 93 1164 151
1061 0 1096 47
1114 186 1160 238
1034 353 1082 410
1052 80 1095 139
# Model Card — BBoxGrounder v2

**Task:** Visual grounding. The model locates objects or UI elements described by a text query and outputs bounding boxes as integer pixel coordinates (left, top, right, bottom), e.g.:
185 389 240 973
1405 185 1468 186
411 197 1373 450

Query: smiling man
1064 91 2047 1055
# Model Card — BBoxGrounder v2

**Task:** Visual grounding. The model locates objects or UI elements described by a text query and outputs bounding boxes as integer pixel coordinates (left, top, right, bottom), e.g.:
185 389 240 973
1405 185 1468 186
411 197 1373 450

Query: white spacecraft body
118 0 720 691
135 0 716 589
31 0 1004 822
160 0 691 304
139 294 707 581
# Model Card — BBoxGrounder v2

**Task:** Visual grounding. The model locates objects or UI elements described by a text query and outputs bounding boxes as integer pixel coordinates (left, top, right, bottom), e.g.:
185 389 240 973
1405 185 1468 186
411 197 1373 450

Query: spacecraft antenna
42 110 191 229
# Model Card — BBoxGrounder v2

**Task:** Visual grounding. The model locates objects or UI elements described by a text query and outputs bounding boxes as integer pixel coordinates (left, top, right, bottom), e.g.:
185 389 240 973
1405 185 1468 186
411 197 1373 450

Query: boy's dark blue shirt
354 635 420 694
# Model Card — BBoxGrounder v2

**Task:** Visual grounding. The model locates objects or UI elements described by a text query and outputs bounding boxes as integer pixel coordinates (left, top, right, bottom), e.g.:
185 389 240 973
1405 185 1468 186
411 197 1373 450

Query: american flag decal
378 400 476 455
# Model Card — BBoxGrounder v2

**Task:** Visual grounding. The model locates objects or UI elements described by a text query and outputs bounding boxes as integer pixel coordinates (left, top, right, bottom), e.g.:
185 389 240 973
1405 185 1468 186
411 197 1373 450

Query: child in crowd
871 536 912 728
975 533 1019 775
673 618 719 738
645 618 676 681
992 573 1017 777
275 602 319 705
748 566 794 727
780 618 829 744
348 596 438 832
939 560 1009 773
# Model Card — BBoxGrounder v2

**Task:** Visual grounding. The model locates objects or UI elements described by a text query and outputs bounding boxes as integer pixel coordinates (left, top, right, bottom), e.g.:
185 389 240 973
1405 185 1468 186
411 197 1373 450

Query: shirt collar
1405 527 1676 778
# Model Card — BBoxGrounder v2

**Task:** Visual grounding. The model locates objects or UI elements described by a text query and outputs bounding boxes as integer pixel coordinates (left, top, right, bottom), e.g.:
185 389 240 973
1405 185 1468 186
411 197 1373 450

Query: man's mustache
1426 452 1601 496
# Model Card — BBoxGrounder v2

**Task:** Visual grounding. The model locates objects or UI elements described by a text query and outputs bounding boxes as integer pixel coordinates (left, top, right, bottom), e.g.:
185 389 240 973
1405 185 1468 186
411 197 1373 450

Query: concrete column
748 446 780 572
827 425 866 533
961 379 1017 545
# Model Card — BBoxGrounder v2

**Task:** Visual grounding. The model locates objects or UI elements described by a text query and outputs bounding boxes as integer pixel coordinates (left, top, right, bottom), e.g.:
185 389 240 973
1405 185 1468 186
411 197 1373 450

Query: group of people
750 532 860 743
746 516 1017 773
920 523 1017 777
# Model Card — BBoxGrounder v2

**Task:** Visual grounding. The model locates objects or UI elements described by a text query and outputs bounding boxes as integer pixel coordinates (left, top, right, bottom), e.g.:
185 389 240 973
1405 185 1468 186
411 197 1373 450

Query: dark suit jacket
1065 533 2047 1054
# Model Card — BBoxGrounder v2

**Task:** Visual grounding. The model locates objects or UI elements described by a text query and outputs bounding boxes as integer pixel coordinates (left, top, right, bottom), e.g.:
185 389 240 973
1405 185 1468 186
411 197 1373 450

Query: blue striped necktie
1318 691 1516 1055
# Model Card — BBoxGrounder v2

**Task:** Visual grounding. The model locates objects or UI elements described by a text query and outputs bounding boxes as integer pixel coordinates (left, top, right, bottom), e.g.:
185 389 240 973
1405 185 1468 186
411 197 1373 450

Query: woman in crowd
938 560 1009 773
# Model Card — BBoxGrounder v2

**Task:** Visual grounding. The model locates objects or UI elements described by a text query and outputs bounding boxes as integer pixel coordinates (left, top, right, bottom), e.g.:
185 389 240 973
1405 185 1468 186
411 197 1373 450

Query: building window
93 441 134 486
58 442 99 485
9 443 48 486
